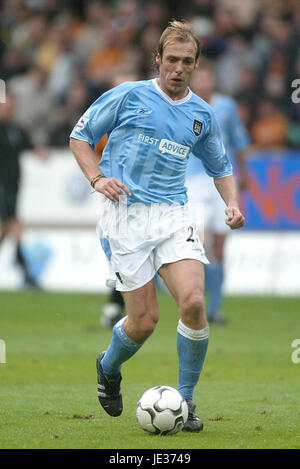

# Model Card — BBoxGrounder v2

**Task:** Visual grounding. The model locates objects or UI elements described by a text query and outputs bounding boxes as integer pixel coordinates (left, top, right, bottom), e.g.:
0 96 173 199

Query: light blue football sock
205 262 224 318
101 316 142 375
177 320 209 401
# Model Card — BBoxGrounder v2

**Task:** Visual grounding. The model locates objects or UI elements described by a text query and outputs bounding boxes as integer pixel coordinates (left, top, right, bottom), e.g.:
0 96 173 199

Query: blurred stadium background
0 0 299 296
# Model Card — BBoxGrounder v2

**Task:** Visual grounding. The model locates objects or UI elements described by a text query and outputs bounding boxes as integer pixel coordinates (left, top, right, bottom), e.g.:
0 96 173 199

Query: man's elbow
69 137 82 154
69 138 90 151
69 137 76 151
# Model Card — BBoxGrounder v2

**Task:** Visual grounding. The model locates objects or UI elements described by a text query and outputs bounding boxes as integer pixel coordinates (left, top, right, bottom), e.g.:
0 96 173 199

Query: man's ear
155 53 161 67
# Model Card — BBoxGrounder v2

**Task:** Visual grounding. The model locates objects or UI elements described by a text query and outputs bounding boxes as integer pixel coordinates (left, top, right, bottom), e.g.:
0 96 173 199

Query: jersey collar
152 78 192 106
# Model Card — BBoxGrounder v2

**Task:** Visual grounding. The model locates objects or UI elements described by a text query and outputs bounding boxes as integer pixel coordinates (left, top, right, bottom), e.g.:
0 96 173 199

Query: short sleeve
193 109 233 178
70 83 130 149
227 99 250 151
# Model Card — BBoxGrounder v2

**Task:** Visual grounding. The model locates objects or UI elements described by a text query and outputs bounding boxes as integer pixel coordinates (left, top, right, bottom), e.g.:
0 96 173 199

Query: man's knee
179 292 206 328
125 308 159 343
140 314 158 338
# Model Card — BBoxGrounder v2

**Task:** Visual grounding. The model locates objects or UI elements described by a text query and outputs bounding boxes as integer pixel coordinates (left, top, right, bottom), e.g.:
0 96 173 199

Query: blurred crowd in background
0 0 299 150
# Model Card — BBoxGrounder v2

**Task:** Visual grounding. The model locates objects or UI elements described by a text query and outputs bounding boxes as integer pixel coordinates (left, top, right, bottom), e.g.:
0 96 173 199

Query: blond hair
157 20 201 60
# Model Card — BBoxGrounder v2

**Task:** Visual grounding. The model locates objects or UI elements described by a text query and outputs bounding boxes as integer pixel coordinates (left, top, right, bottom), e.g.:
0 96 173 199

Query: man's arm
236 148 248 191
69 138 131 201
214 174 245 230
236 147 254 192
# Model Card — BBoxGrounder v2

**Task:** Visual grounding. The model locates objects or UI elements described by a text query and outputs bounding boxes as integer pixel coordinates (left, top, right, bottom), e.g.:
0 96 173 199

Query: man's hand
214 175 245 230
225 206 245 230
69 138 131 202
94 177 131 202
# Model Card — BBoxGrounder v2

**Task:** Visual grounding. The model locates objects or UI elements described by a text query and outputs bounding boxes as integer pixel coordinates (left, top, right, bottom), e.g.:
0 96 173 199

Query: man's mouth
170 77 183 85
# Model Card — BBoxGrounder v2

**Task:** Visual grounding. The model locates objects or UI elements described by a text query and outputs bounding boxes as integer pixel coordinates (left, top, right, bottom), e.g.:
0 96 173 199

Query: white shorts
185 173 230 235
98 199 209 292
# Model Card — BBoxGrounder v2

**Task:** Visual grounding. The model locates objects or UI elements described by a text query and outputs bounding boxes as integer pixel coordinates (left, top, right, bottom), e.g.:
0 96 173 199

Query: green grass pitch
0 291 299 449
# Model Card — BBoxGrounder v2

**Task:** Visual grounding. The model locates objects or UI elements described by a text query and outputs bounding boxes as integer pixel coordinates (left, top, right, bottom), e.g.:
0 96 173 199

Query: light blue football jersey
186 92 250 177
70 79 232 205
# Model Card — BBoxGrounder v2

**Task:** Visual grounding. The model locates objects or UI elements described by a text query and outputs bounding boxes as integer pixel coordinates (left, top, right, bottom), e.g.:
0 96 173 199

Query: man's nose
175 61 184 73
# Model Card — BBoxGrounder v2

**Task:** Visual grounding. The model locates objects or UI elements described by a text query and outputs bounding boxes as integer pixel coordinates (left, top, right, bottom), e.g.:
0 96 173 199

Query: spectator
48 78 90 147
46 35 76 101
250 98 289 148
0 92 47 288
8 65 54 146
71 1 112 63
0 0 298 148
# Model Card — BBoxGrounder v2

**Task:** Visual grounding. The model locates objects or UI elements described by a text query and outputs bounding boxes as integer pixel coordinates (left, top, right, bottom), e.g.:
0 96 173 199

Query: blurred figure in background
8 64 53 146
185 60 251 324
250 97 289 148
101 287 125 329
100 60 251 328
48 78 91 147
1 0 298 149
0 92 46 288
0 0 298 302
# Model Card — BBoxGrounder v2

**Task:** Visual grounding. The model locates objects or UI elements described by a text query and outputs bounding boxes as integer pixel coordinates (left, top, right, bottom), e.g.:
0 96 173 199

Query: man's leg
159 259 208 431
9 217 40 288
205 233 226 322
101 289 125 328
0 219 10 244
0 218 37 287
101 279 159 373
97 279 159 416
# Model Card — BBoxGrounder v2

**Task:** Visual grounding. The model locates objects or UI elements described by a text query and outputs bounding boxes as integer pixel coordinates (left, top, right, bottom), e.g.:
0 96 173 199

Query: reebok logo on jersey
159 139 190 158
75 116 89 130
135 108 152 115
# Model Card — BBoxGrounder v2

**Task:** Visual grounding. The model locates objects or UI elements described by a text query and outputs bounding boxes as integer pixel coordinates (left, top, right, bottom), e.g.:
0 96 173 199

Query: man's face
190 69 215 102
156 39 198 100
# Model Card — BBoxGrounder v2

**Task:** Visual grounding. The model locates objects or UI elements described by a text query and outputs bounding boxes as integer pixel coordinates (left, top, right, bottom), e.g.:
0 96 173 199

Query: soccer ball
136 386 188 435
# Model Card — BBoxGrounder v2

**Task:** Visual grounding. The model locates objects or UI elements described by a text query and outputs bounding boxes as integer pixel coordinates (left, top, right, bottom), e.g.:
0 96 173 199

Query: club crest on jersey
75 116 89 130
193 120 203 136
